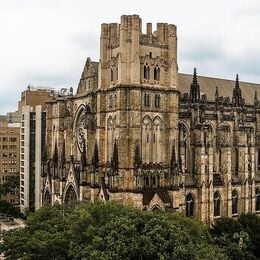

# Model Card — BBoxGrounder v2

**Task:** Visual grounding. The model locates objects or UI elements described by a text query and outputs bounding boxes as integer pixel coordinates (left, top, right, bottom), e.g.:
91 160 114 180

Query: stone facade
41 15 260 223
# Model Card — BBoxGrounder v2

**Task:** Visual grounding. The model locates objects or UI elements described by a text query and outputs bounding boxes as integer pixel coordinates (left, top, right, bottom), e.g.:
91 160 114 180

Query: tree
1 202 228 260
211 217 257 260
238 213 260 258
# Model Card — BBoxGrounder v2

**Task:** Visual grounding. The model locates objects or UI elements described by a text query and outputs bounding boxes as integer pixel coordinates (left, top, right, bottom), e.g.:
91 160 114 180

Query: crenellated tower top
98 15 178 89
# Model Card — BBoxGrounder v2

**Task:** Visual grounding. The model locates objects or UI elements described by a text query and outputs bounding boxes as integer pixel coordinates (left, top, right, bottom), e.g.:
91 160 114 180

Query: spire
134 143 141 169
80 138 87 169
53 141 58 168
111 140 119 174
92 141 99 171
60 139 66 169
232 74 242 107
190 67 200 103
235 74 239 88
192 67 197 84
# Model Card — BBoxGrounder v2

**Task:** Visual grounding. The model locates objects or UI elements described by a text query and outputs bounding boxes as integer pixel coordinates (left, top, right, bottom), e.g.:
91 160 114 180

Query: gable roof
178 73 260 105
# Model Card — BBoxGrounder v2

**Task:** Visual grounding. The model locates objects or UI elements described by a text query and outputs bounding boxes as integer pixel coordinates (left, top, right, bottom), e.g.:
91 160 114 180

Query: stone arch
64 184 78 204
151 204 162 212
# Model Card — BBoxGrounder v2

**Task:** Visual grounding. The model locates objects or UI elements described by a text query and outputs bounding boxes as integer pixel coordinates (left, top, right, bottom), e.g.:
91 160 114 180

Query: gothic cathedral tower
96 15 179 199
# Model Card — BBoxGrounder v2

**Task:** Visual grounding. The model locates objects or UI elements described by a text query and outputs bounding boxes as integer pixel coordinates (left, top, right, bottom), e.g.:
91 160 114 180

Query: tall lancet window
154 65 160 81
144 64 150 81
186 193 195 217
232 190 238 215
107 116 116 161
179 123 189 172
153 117 162 163
142 116 152 163
214 191 221 217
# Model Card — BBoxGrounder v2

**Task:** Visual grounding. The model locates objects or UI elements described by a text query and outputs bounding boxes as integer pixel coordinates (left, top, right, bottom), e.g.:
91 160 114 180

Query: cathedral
41 15 260 223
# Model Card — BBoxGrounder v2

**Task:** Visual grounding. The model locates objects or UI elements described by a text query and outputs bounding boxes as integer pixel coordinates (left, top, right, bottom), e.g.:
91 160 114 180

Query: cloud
0 0 260 114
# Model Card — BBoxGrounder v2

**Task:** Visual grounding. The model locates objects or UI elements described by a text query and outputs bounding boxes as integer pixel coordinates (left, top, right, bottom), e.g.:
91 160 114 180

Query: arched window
153 117 162 163
64 185 77 204
44 190 51 205
107 116 116 161
179 124 189 172
186 193 195 217
144 93 150 107
154 66 160 81
147 94 150 106
142 116 152 163
232 190 238 215
214 191 221 217
155 94 161 108
256 188 260 211
144 64 150 80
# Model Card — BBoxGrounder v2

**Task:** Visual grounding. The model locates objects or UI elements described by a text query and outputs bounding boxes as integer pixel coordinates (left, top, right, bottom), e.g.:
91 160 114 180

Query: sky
0 0 260 114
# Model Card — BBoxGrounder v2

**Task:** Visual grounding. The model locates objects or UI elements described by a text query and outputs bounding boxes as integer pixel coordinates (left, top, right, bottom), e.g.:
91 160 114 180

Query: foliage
0 200 21 217
0 175 19 197
0 175 20 217
238 213 260 258
0 201 228 260
211 215 260 260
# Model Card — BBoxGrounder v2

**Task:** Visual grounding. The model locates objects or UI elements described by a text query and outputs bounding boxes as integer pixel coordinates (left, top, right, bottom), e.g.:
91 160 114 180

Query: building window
232 190 238 215
109 95 113 109
214 191 221 217
186 193 195 217
144 64 150 80
256 188 260 211
144 93 151 107
154 65 160 81
10 137 17 142
155 94 161 108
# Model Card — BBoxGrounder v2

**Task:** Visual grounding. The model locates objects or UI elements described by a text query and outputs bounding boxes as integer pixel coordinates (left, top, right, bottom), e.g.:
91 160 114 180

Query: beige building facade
41 15 260 223
0 119 20 205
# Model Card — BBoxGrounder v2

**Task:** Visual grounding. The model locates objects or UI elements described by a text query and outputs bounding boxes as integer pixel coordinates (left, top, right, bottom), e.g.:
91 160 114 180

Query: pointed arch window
179 123 189 172
214 191 221 217
256 188 260 211
144 64 150 80
144 93 151 107
186 193 195 217
232 190 238 215
154 65 160 81
155 94 161 108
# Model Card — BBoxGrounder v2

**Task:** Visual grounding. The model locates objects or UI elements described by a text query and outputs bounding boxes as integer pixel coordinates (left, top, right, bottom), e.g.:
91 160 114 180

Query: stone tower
96 15 179 198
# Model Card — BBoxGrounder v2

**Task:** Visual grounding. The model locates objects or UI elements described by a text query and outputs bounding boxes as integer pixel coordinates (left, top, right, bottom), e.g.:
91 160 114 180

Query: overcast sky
0 0 260 114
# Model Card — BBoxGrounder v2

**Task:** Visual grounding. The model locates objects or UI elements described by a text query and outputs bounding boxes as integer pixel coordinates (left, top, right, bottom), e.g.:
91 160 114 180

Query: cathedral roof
179 73 260 105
